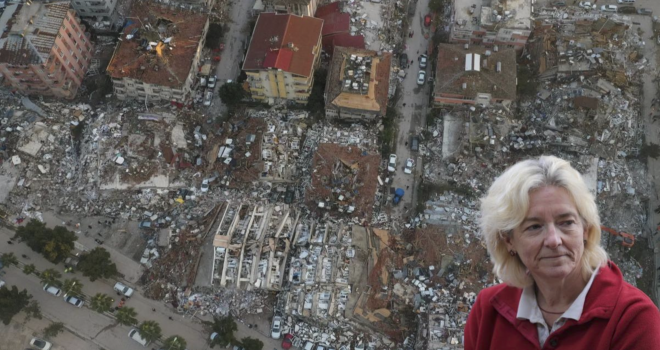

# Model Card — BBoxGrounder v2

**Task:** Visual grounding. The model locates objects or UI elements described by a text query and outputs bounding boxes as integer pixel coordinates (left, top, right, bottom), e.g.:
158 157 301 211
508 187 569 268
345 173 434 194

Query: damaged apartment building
106 1 209 103
0 1 93 99
450 0 532 50
70 0 119 23
433 43 517 107
324 47 391 122
243 12 323 103
257 0 319 17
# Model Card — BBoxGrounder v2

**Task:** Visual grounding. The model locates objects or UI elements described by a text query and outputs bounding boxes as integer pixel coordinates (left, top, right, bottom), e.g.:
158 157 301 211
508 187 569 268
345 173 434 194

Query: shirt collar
517 266 600 322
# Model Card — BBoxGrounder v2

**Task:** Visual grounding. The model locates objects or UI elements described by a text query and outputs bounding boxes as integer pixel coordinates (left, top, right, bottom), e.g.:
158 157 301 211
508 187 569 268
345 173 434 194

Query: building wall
0 10 92 99
433 94 512 106
110 19 209 103
271 0 318 16
71 0 118 19
450 27 530 50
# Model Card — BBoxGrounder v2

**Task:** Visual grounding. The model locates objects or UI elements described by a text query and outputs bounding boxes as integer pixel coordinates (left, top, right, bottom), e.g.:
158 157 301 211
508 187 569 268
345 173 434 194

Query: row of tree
206 315 264 350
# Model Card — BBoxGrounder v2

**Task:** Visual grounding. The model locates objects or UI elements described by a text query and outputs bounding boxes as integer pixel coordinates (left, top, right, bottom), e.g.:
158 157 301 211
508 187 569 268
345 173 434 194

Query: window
58 50 64 57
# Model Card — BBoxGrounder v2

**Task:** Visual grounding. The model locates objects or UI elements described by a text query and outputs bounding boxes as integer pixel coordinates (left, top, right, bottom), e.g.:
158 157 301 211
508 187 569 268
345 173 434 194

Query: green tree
0 285 32 325
428 0 445 13
241 337 264 350
40 269 62 288
640 143 660 159
218 82 248 106
163 336 187 350
23 263 37 275
77 247 118 281
90 293 114 313
43 322 65 339
205 22 225 49
62 278 83 297
116 307 138 326
138 320 162 344
204 315 237 348
23 300 42 321
15 220 77 263
305 68 327 116
0 252 18 267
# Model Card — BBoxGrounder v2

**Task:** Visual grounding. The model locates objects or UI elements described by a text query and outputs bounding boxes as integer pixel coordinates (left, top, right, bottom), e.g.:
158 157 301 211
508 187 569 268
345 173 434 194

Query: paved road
209 0 257 116
391 0 431 219
0 225 283 350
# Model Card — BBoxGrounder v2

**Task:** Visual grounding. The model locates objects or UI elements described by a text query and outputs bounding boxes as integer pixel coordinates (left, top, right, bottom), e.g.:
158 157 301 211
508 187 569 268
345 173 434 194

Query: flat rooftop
106 2 208 88
454 0 484 32
481 0 532 30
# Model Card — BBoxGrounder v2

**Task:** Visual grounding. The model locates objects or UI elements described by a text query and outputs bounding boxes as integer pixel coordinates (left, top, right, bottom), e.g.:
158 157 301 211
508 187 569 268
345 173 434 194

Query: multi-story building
264 0 318 17
243 13 323 103
450 0 532 51
106 1 209 103
70 0 118 21
324 47 391 122
0 2 93 99
433 43 516 107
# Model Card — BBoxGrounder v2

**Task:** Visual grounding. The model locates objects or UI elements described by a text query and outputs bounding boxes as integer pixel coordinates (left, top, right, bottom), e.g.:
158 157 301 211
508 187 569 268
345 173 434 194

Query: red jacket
464 261 660 349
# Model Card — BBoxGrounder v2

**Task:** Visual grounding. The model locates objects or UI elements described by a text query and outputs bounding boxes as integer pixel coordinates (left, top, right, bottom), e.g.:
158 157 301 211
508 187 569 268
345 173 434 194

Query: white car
43 284 62 297
271 315 282 339
114 282 134 298
204 91 213 106
601 5 617 12
65 295 84 307
128 328 149 347
388 154 397 172
200 179 210 192
419 54 427 68
30 338 52 350
208 75 217 88
417 70 426 85
404 158 414 174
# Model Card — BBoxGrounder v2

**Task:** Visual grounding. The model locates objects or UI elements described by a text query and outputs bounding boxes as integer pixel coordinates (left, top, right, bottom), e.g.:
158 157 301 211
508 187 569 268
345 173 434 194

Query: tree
115 307 138 326
0 285 32 325
205 315 237 348
77 247 118 281
640 143 660 159
428 0 445 13
138 320 162 344
306 68 327 116
23 263 37 275
23 300 42 321
15 220 77 263
91 293 114 313
218 82 248 106
0 252 18 267
40 269 62 288
163 336 187 350
205 22 225 49
43 322 65 339
62 278 83 297
240 337 264 350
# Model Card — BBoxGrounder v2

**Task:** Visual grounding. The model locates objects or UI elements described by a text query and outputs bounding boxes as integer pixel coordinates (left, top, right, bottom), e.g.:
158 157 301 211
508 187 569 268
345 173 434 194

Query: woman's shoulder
476 283 519 303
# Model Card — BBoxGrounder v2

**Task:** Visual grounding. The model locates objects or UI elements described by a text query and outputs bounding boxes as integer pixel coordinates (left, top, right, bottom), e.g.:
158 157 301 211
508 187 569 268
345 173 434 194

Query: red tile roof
243 13 323 78
314 1 341 18
319 12 349 36
322 33 365 54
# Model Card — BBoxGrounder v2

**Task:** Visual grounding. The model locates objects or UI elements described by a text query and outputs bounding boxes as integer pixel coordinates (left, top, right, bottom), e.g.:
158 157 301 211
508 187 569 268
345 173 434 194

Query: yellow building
243 13 323 103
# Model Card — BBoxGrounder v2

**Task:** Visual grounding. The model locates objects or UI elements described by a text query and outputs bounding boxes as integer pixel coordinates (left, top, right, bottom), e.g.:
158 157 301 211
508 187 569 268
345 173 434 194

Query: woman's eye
525 224 541 231
561 220 575 226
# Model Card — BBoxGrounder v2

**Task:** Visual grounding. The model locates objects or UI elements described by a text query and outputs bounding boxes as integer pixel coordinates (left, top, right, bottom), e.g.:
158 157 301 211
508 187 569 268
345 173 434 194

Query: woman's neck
534 270 588 310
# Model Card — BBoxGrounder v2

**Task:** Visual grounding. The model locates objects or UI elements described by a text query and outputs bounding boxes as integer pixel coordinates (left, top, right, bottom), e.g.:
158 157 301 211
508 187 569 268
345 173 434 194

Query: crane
600 225 635 248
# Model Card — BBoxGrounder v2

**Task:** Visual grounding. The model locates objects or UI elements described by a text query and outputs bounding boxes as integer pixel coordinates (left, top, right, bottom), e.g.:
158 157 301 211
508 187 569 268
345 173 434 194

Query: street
391 0 432 218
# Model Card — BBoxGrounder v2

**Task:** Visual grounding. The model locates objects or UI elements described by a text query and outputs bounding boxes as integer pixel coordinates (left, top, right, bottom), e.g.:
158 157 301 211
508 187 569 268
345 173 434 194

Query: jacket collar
489 261 622 344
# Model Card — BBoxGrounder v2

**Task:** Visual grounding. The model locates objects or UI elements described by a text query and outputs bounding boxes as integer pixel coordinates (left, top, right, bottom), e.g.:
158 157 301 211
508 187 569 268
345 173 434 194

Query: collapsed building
243 13 323 103
106 1 209 103
324 46 392 122
315 2 366 55
433 43 517 107
0 2 94 99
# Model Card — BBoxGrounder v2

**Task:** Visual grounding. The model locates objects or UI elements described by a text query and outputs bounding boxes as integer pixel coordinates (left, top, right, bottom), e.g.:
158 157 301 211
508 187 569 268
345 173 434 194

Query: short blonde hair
479 155 608 288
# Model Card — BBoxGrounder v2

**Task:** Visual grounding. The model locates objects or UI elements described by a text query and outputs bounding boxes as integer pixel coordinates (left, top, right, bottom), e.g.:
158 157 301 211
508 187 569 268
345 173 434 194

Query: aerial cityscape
0 0 659 349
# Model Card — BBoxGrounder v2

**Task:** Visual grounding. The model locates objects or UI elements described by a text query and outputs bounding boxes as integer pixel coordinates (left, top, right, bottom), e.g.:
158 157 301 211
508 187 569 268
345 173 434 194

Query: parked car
271 315 282 339
65 295 84 307
404 158 414 174
419 54 427 68
200 179 210 192
204 91 213 106
200 76 207 87
417 70 426 85
128 328 149 347
552 1 566 6
578 1 594 8
304 341 315 350
617 0 635 3
410 136 419 152
424 14 432 27
282 334 294 349
399 53 408 68
29 338 52 350
638 8 652 15
601 5 617 12
114 282 134 298
43 284 62 297
316 345 326 350
208 75 217 88
388 154 397 172
0 279 5 288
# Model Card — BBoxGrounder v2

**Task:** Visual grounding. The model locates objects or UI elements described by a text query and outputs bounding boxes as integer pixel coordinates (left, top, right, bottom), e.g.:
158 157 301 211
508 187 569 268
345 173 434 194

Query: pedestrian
7 240 12 245
417 50 419 54
405 142 408 146
406 185 409 189
403 103 406 107
152 308 156 312
88 225 92 229
169 316 173 320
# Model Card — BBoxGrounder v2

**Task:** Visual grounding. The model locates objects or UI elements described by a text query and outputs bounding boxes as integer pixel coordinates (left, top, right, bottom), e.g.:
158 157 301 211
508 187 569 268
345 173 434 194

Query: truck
114 282 134 298
393 188 405 205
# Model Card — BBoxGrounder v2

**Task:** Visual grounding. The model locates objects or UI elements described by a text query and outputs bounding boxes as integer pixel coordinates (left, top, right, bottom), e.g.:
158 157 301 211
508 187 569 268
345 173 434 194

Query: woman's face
505 186 586 282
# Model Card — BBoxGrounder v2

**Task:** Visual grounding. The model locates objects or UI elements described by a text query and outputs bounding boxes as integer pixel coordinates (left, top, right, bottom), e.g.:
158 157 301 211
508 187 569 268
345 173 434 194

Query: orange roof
243 13 323 78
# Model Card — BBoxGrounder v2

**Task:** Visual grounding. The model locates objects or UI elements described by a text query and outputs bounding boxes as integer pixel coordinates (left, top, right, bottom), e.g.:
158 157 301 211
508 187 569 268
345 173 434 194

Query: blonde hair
479 155 608 288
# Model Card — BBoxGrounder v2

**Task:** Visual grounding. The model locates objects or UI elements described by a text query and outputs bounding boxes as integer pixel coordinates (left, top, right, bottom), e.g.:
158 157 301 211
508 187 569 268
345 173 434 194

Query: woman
465 156 660 349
